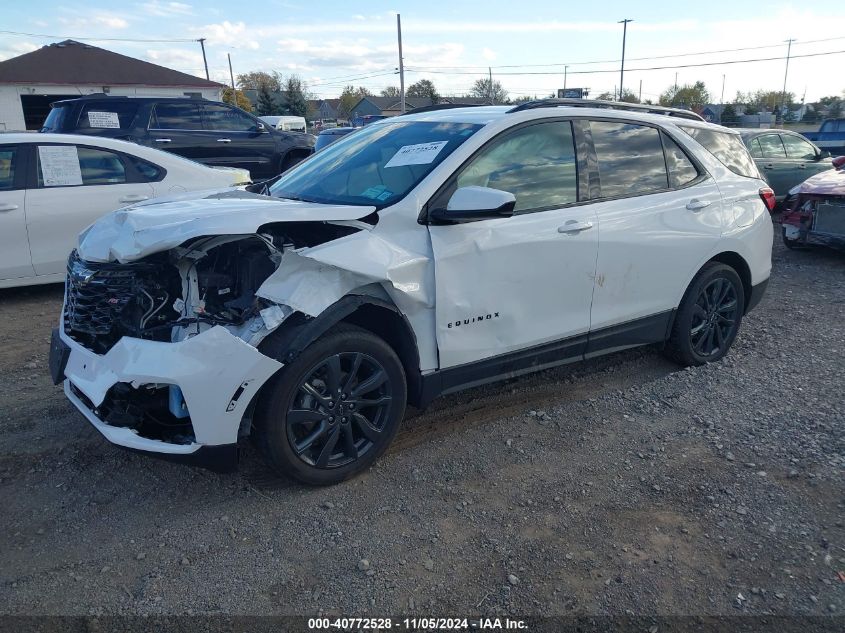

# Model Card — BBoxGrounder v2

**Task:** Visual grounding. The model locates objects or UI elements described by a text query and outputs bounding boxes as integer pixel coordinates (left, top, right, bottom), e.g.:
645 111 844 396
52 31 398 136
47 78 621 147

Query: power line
406 48 845 76
0 29 197 43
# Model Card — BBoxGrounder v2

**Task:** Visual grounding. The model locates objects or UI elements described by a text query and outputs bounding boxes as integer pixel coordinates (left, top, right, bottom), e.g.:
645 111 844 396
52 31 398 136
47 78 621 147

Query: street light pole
618 18 633 101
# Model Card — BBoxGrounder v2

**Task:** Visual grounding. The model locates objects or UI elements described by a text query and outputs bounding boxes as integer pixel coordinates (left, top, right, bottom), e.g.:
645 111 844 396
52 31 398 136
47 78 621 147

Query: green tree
470 77 508 104
406 79 440 103
236 70 282 92
256 85 277 116
223 87 252 111
618 88 639 103
659 81 710 109
337 85 372 119
284 74 308 117
380 86 401 98
720 103 739 126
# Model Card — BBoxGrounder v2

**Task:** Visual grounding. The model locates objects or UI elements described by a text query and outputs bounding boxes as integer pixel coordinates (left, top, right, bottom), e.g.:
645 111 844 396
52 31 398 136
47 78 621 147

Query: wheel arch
706 251 752 314
258 295 424 407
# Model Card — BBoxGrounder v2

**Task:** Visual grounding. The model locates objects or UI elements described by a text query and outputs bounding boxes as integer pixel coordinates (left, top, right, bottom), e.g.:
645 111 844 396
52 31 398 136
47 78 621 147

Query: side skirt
418 310 673 408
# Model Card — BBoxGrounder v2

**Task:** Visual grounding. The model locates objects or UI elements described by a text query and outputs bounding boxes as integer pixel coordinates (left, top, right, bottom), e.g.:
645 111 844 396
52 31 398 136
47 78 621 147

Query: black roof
0 40 223 88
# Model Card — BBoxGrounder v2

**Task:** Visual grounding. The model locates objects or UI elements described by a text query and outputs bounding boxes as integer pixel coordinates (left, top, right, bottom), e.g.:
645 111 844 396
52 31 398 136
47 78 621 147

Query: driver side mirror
429 186 516 224
818 149 831 160
255 122 267 133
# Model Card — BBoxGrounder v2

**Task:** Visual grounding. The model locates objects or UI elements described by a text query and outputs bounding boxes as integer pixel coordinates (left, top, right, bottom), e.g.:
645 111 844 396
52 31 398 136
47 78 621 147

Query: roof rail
397 103 485 116
507 98 705 122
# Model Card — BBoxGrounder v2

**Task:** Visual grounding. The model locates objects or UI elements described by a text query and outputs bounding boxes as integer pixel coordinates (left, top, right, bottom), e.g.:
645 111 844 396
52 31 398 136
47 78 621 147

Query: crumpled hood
795 167 845 196
77 189 376 263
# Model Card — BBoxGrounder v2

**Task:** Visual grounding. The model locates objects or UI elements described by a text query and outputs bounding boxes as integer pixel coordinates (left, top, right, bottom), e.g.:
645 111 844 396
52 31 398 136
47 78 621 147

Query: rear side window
662 134 699 188
0 146 17 190
679 125 759 178
41 106 69 132
150 103 203 130
747 138 763 158
126 155 164 181
590 121 667 197
757 134 786 159
76 102 139 129
37 145 126 187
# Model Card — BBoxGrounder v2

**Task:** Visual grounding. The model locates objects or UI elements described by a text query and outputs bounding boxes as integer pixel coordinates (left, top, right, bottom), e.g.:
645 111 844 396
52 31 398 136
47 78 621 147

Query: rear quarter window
679 125 760 179
76 102 140 129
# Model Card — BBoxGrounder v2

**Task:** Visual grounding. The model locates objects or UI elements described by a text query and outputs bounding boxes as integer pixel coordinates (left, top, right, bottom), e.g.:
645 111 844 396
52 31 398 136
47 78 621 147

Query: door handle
154 138 172 143
0 203 18 212
686 198 712 212
797 164 806 169
763 163 774 170
558 219 594 234
119 195 149 203
217 138 232 143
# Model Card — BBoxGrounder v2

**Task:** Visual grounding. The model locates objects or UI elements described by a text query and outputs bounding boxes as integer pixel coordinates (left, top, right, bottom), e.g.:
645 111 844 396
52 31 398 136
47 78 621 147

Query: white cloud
0 42 38 62
59 15 129 30
193 21 259 50
140 1 193 17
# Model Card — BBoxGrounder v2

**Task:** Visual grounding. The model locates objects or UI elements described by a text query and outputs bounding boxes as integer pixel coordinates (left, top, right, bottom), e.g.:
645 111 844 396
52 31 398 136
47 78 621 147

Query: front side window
37 145 126 187
590 121 668 197
679 125 759 179
202 104 257 132
0 146 17 190
150 103 203 130
757 134 786 159
456 121 578 212
781 134 817 160
270 121 483 208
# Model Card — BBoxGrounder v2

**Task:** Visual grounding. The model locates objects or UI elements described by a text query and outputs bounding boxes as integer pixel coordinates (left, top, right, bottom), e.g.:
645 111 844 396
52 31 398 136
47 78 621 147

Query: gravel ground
0 231 843 621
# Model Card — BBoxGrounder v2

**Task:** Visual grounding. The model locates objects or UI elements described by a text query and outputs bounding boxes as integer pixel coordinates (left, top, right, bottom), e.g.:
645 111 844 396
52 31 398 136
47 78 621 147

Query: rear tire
253 324 406 485
665 263 745 367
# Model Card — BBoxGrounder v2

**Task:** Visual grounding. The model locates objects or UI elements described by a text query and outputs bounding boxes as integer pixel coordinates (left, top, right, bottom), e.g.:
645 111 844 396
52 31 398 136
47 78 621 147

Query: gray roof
0 40 223 88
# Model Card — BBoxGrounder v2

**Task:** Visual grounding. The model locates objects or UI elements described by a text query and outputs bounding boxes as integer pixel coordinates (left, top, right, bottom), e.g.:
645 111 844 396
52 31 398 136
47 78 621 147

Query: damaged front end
782 195 845 250
53 212 379 470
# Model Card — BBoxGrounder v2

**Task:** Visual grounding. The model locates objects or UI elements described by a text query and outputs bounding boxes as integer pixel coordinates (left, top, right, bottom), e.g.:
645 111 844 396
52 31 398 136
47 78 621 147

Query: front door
26 143 154 275
146 102 207 163
201 103 278 178
754 133 792 197
428 120 598 369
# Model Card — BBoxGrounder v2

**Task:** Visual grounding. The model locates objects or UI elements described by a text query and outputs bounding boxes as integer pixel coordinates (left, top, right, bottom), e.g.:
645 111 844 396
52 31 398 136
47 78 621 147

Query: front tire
665 263 745 367
253 324 406 485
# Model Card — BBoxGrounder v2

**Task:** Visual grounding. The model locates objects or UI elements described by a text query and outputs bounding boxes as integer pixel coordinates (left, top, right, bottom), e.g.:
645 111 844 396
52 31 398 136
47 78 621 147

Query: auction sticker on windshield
385 141 448 168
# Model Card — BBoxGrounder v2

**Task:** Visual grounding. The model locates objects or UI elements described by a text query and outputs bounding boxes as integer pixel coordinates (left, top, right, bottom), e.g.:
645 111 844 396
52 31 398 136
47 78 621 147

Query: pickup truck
803 118 845 156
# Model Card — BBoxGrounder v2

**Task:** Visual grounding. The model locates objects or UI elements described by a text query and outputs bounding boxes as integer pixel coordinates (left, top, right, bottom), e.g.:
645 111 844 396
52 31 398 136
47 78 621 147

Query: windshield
41 105 69 132
270 120 483 207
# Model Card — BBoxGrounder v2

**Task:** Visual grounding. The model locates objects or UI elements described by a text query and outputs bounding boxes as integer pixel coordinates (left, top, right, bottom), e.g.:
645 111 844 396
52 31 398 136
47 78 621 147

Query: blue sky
2 1 844 103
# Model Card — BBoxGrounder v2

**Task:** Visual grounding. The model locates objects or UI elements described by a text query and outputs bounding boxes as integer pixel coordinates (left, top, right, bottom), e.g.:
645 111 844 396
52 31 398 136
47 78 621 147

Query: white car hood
77 189 376 263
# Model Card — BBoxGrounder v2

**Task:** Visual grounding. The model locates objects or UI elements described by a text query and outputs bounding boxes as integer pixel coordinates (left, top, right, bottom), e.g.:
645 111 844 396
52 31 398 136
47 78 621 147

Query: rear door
201 103 277 178
26 143 154 275
583 120 727 353
147 102 207 162
0 144 34 282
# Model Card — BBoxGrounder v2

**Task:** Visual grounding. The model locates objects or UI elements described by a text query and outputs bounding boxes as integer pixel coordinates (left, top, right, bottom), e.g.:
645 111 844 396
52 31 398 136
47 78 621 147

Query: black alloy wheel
666 262 745 367
689 278 739 359
287 352 392 469
254 323 407 485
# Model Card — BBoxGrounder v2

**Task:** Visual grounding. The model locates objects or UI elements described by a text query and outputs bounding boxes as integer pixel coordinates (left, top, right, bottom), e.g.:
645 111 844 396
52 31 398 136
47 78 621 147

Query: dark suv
41 95 314 180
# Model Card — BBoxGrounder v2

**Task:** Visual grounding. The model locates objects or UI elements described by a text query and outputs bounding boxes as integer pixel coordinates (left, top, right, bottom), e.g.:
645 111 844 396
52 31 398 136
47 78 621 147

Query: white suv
50 100 774 485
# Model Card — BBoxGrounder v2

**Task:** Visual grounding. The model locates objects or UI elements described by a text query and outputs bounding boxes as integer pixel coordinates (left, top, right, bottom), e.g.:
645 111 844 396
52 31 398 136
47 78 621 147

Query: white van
260 115 308 133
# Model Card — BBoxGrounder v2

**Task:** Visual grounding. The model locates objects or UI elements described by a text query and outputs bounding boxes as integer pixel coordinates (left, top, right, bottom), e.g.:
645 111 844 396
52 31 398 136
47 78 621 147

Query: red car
781 155 845 250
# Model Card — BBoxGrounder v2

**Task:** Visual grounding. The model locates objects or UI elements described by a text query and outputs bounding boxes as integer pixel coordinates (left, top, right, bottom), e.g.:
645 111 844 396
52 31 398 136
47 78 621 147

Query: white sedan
0 133 251 289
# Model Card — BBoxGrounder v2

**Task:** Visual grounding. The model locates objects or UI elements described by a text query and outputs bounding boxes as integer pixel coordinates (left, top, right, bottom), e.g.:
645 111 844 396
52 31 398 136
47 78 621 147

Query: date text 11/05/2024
307 617 529 630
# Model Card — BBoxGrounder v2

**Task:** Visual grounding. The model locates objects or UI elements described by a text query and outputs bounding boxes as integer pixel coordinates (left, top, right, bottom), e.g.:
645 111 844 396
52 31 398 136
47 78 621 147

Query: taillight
759 187 776 213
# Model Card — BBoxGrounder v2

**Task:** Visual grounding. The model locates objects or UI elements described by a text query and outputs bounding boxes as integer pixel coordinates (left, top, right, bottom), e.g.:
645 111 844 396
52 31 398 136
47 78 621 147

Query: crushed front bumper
51 324 281 470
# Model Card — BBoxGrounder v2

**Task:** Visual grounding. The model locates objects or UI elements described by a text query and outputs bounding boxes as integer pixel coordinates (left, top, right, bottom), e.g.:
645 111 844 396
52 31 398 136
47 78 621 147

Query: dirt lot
0 231 843 621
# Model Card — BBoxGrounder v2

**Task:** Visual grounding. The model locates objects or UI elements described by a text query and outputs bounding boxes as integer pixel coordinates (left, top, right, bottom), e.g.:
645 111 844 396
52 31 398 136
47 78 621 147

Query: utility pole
225 53 235 105
781 38 795 122
563 65 568 93
197 38 209 80
397 14 405 113
618 18 633 101
719 74 726 124
488 66 493 104
638 79 642 103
